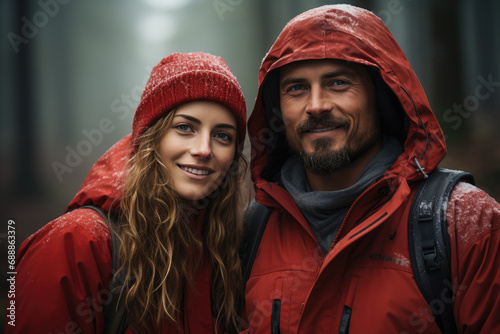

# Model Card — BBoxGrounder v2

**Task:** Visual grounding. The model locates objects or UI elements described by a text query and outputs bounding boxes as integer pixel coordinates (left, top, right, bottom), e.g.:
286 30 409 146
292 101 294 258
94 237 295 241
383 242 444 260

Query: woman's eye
214 132 232 142
175 124 192 132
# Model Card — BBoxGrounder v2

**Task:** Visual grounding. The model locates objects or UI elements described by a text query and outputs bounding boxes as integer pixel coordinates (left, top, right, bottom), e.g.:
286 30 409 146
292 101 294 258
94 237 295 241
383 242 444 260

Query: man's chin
299 147 351 176
303 145 345 158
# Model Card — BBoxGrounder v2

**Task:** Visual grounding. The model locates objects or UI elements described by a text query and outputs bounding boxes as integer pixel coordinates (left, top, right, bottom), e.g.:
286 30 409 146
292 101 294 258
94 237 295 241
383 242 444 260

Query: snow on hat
132 52 247 147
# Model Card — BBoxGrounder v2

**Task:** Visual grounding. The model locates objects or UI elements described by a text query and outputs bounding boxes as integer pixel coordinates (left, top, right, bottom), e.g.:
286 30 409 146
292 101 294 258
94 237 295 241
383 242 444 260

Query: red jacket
6 135 216 334
244 5 500 333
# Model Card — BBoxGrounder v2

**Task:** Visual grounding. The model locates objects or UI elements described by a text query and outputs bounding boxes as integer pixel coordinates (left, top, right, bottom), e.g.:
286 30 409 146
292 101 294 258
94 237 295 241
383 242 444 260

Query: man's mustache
296 115 350 136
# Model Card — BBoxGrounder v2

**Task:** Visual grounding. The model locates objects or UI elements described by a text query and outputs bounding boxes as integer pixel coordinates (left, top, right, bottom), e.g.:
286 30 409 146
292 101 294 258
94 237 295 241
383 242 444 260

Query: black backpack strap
240 200 271 283
408 168 474 333
78 205 128 334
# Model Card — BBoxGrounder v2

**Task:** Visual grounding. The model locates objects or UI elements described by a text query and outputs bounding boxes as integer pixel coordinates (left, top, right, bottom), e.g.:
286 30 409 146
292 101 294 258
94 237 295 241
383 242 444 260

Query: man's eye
330 79 348 87
289 84 306 92
284 84 307 95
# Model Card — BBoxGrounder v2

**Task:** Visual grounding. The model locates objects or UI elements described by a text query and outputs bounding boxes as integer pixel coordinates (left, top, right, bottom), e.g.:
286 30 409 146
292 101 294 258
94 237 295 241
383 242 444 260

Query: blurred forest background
1 0 499 316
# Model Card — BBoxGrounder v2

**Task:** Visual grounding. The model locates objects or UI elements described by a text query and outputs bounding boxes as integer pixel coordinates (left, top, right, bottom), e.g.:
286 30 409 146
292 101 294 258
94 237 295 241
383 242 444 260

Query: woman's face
159 101 238 201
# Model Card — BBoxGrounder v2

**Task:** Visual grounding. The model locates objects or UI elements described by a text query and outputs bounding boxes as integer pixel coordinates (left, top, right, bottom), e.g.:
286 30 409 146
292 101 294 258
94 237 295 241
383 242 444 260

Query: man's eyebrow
280 77 306 90
280 69 356 90
174 114 236 131
321 69 356 80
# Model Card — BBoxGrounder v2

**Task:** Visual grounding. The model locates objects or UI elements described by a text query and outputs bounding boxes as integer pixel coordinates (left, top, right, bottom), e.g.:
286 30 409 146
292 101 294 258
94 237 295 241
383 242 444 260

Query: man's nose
306 86 333 117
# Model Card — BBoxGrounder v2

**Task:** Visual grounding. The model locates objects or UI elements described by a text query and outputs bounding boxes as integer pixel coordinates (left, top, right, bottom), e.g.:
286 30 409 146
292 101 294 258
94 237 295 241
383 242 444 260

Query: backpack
77 205 128 334
239 168 475 333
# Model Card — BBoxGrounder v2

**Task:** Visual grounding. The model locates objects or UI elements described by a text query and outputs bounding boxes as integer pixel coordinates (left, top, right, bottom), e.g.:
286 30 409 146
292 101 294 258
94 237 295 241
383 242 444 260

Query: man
243 5 500 333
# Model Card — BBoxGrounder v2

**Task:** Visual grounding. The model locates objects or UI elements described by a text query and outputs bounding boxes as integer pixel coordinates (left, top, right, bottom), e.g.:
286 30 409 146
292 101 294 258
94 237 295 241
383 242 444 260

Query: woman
7 52 247 333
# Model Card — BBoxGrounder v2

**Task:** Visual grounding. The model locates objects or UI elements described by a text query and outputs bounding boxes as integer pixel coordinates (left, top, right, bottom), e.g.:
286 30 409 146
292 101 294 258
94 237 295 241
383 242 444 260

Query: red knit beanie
132 52 247 147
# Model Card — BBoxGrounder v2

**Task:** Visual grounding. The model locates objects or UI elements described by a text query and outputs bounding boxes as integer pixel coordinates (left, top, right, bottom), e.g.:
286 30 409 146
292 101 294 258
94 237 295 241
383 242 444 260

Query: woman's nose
190 134 212 159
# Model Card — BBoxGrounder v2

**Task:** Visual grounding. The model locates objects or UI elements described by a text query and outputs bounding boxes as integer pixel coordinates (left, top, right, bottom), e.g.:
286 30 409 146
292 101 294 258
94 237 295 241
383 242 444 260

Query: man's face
279 59 381 175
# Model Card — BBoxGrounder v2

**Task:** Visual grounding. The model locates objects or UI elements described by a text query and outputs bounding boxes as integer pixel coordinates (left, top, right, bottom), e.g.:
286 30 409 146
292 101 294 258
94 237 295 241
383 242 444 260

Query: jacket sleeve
4 208 113 334
447 182 500 333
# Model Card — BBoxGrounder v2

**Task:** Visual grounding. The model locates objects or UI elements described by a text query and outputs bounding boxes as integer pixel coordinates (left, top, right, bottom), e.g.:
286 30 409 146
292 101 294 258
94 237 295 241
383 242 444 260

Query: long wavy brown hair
118 109 247 333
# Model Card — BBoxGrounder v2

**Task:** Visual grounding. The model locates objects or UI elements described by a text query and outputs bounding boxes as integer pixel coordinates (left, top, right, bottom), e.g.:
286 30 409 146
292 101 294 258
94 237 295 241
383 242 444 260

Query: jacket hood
67 134 133 213
249 4 446 185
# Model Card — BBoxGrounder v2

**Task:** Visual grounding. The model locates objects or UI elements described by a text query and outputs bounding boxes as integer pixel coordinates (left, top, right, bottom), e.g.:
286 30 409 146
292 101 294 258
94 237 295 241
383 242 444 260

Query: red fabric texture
132 52 247 147
244 5 500 333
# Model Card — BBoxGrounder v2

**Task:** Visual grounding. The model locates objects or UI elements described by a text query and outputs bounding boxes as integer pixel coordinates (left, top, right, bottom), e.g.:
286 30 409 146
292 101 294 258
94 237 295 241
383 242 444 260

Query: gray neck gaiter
281 136 403 254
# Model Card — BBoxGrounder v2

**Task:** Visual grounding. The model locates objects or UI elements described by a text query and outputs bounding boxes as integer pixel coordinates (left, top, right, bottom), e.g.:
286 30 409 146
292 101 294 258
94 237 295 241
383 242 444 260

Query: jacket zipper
332 179 393 245
338 305 352 334
271 299 281 334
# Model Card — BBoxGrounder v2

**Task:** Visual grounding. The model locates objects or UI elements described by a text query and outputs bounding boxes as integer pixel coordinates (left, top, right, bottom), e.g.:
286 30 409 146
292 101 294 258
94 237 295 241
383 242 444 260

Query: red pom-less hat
132 52 247 148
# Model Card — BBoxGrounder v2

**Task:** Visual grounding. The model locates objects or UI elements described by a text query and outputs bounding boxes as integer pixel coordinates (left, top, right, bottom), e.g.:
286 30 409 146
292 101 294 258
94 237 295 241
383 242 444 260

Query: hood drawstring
400 85 430 180
413 157 429 179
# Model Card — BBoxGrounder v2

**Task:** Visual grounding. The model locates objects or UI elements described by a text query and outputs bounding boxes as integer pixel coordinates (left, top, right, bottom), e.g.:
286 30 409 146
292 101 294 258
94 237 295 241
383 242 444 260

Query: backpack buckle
422 240 440 271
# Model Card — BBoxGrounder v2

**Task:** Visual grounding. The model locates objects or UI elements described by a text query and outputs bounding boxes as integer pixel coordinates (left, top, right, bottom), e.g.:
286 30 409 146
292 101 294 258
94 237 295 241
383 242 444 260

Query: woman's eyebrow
175 114 236 131
174 114 200 124
215 124 237 131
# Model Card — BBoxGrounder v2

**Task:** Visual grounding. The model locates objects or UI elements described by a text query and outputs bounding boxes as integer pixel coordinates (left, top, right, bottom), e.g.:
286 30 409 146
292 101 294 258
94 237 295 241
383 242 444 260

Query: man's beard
292 114 379 176
299 138 351 176
292 114 352 176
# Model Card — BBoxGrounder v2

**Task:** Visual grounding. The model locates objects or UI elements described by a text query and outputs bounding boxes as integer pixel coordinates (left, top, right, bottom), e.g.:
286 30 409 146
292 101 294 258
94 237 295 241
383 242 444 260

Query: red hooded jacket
244 5 500 333
6 135 216 333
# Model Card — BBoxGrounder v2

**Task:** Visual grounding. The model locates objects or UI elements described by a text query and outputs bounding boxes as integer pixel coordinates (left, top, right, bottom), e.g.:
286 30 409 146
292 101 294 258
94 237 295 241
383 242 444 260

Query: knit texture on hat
132 52 247 146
